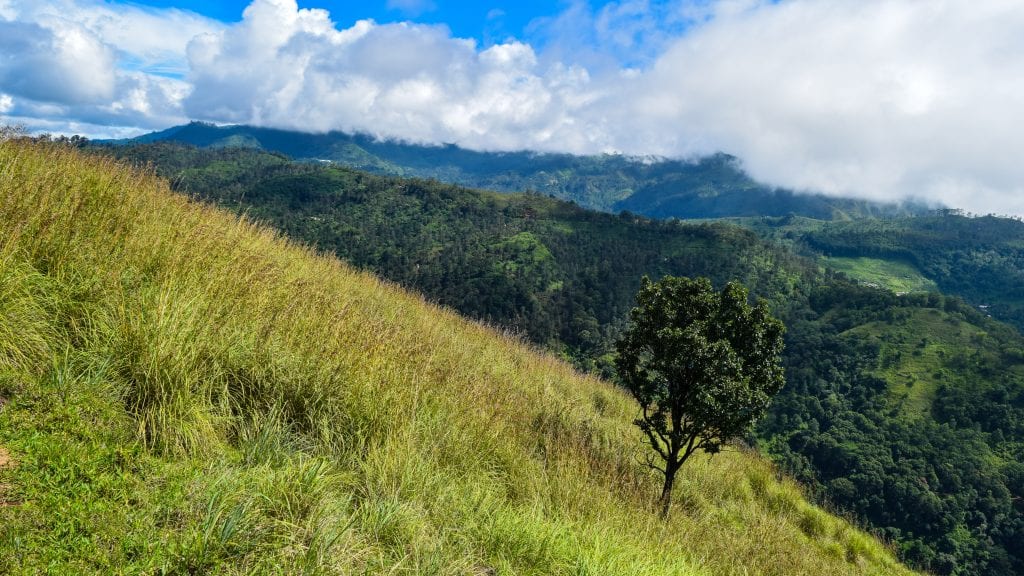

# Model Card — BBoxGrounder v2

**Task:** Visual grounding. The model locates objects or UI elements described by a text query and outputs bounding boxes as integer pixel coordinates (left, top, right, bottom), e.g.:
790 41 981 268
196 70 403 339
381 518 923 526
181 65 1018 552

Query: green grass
0 139 917 574
822 257 937 294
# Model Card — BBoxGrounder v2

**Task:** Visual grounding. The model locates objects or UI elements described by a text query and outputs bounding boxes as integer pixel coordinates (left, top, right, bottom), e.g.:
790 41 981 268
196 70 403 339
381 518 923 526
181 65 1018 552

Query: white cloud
616 0 1024 214
0 0 222 135
4 0 1024 214
184 0 600 151
0 93 12 114
3 0 223 76
0 19 116 104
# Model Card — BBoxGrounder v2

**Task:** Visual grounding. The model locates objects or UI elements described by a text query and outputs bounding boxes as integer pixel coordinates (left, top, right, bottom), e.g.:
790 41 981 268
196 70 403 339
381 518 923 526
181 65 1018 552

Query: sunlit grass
0 139 918 574
822 256 937 294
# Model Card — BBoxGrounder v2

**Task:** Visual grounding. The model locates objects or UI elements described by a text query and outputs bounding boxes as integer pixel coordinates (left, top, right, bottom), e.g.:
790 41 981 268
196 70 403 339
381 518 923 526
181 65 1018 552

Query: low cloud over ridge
3 0 1024 215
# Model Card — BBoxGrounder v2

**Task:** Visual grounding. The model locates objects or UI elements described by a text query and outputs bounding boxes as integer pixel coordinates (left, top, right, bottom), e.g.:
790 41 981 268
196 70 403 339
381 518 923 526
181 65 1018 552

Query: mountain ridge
107 121 932 221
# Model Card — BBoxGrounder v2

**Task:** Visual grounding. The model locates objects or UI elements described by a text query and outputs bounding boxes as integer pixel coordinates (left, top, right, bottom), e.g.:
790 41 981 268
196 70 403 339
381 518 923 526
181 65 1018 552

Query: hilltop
0 140 916 574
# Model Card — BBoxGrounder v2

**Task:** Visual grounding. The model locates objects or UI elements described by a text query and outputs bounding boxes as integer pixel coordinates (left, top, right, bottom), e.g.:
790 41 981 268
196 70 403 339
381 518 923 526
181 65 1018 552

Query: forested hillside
734 213 1024 332
763 285 1024 575
801 214 1024 331
113 122 925 220
99 142 1024 575
0 137 917 575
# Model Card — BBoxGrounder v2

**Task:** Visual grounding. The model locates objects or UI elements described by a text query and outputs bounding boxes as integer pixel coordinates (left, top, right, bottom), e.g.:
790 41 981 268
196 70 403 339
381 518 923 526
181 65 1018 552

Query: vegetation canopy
616 276 785 517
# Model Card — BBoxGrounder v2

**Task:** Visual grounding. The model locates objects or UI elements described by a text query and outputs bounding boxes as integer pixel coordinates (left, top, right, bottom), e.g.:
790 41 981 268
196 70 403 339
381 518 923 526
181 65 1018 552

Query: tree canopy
616 276 785 517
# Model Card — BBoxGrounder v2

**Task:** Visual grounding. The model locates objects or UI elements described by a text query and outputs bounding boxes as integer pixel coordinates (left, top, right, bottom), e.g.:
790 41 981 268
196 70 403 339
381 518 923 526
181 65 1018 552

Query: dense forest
796 215 1024 331
763 285 1024 575
115 122 926 220
97 142 1024 575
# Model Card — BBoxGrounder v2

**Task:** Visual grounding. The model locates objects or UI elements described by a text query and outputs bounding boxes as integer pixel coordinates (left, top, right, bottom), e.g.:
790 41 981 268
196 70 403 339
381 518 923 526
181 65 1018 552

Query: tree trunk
659 462 678 519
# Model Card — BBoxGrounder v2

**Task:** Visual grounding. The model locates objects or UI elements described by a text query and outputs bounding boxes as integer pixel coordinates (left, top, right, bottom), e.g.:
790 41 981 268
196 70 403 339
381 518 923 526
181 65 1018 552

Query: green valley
743 213 1024 332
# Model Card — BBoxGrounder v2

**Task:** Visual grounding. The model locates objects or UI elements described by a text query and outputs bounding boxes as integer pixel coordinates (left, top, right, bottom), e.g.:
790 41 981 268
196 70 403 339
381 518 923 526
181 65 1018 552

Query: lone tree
615 276 785 518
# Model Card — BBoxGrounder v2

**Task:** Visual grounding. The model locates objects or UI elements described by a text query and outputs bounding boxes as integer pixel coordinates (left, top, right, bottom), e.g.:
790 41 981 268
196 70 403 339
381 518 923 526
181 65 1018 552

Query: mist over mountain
6 1 1024 215
113 122 932 221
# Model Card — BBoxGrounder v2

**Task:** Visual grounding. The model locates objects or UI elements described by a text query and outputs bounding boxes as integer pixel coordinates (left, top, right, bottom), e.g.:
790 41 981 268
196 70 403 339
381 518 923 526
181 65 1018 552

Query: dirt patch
0 445 18 507
0 398 13 504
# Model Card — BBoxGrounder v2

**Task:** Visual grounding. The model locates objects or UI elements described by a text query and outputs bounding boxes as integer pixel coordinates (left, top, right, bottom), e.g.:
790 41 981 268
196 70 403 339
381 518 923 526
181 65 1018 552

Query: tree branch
638 405 670 460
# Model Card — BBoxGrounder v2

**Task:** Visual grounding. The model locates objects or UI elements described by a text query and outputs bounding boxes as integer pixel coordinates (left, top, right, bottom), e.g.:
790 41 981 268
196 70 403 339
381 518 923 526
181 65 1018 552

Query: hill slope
802 213 1024 331
98 142 813 371
97 142 1024 575
0 141 916 574
112 122 925 220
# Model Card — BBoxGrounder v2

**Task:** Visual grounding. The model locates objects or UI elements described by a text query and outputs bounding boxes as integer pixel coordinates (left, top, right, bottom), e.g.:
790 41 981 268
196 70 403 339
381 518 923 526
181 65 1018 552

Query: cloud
0 20 116 104
184 0 600 151
0 0 221 134
618 0 1024 214
4 0 1024 215
3 0 223 76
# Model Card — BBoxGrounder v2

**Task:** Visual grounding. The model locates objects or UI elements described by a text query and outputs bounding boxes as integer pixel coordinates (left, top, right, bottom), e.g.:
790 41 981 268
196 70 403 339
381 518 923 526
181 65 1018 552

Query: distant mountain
112 122 930 220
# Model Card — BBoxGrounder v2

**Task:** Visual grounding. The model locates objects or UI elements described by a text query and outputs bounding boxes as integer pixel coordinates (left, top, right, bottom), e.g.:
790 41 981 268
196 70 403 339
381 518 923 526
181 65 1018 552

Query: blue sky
2 0 1024 215
126 0 566 42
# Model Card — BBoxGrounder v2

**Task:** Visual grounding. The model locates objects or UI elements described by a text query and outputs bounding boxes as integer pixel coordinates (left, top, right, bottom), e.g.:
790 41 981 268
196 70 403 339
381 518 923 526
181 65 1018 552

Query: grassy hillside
97 142 812 372
96 141 1024 574
0 141 917 574
843 308 1011 415
820 257 937 295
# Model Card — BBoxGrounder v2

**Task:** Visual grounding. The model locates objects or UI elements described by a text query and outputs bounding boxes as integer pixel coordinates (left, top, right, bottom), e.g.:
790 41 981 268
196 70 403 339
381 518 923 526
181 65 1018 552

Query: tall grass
0 139 918 574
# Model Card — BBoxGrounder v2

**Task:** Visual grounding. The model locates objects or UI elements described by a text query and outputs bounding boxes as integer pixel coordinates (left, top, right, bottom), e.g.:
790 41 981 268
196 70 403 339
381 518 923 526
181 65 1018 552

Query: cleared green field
822 256 937 294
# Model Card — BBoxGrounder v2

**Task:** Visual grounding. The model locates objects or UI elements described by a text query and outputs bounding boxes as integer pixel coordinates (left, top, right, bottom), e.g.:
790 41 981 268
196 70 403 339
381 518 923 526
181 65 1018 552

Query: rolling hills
734 213 1024 332
96 141 1024 575
0 136 918 572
